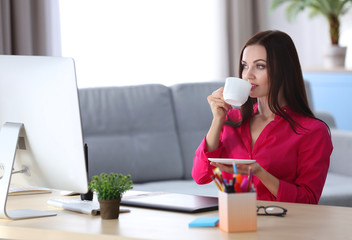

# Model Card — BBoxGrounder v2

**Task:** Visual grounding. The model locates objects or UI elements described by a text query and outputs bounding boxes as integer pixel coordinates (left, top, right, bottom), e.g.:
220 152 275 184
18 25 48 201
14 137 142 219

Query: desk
1 191 352 240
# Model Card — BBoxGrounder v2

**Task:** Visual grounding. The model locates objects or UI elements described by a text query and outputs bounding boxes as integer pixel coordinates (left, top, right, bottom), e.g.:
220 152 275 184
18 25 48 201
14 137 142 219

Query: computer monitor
0 55 88 220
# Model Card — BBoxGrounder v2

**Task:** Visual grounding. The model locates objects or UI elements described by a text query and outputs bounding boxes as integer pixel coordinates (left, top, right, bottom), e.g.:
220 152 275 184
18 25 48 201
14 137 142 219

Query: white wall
256 0 352 70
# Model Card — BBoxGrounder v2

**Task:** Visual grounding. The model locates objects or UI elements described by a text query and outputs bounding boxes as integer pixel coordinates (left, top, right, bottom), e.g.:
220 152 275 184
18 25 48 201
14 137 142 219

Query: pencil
211 175 224 192
213 168 224 183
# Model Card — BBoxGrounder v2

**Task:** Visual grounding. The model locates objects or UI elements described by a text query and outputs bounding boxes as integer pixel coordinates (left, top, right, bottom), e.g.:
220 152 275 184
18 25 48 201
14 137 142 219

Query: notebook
120 192 218 213
189 217 219 227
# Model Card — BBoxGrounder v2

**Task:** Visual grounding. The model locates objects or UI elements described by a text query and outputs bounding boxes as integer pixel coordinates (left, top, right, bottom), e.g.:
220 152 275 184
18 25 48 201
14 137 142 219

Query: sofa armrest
329 129 352 177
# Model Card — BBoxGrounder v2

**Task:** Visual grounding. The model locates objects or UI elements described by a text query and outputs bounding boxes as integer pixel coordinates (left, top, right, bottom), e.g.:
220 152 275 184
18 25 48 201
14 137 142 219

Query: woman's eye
242 64 248 69
257 64 266 69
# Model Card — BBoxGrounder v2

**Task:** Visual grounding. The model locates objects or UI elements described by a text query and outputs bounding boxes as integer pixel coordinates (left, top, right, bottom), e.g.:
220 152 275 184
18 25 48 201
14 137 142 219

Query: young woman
192 30 333 204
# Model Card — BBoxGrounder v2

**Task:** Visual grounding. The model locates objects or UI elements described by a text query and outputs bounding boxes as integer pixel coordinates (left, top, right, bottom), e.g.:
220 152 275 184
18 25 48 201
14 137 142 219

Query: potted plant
271 0 352 68
89 172 133 219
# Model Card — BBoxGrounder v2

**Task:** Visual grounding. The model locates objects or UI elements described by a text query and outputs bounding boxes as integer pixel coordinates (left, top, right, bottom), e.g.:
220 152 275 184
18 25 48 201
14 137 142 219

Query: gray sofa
78 82 352 207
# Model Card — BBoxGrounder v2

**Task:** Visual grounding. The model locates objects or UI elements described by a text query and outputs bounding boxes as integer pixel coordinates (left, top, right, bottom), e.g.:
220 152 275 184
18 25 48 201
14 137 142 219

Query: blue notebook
189 217 219 227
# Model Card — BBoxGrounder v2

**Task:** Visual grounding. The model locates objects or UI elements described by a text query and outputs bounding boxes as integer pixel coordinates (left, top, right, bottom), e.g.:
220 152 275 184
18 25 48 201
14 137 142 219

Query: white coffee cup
223 77 251 106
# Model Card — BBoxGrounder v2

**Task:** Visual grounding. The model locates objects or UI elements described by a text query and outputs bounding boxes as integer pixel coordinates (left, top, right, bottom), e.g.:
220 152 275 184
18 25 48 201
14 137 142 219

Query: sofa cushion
329 129 352 176
171 82 224 179
79 84 184 183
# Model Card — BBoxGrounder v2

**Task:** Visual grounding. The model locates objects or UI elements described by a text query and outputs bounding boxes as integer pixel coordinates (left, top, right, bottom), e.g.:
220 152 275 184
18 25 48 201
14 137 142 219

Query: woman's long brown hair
226 30 322 134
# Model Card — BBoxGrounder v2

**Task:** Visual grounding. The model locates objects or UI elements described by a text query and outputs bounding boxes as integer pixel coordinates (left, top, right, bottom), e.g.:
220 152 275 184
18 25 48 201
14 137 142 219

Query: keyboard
47 198 100 215
47 198 131 216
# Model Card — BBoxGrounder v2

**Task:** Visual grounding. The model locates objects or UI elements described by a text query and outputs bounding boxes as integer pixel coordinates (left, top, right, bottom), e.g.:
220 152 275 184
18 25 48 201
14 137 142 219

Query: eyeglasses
257 206 287 217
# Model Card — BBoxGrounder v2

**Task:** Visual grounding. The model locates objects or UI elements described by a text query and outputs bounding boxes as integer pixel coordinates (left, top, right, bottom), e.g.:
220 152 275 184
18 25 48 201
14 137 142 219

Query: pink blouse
192 105 333 204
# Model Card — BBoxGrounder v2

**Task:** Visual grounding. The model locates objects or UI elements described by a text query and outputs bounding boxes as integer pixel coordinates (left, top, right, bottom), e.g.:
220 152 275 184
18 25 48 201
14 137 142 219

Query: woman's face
241 44 269 99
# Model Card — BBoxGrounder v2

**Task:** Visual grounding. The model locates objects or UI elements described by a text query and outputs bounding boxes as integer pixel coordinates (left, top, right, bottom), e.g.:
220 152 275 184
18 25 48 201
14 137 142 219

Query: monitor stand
0 122 57 220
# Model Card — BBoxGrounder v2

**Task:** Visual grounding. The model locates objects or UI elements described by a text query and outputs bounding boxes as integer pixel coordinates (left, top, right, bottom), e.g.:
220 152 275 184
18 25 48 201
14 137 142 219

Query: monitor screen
0 55 88 219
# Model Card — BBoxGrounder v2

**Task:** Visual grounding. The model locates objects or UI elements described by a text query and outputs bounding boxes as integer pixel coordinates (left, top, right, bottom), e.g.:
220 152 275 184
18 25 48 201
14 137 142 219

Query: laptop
120 192 218 213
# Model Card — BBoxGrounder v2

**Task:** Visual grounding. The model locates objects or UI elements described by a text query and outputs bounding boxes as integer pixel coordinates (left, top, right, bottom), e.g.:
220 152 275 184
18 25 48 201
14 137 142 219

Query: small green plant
89 173 133 201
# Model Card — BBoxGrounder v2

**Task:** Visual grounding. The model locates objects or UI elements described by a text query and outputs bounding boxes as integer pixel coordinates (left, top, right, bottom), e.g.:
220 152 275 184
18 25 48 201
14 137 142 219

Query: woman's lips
251 84 257 90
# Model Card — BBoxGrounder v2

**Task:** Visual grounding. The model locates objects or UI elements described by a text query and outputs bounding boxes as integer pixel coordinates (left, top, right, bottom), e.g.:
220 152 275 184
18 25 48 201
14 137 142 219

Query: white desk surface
1 190 352 240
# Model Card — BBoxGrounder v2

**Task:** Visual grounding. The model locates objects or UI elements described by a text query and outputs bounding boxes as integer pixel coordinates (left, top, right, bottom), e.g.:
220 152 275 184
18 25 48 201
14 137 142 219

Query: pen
233 163 238 175
223 179 235 193
235 173 242 185
247 168 253 192
234 181 242 193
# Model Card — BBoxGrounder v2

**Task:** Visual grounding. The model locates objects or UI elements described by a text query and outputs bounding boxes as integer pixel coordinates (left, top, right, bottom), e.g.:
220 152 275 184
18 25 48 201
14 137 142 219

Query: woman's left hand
210 161 279 198
210 161 261 175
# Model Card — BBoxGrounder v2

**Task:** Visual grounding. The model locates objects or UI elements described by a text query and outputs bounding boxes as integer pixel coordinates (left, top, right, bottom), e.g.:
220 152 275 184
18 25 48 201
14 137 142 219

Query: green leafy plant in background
89 173 133 200
271 0 352 45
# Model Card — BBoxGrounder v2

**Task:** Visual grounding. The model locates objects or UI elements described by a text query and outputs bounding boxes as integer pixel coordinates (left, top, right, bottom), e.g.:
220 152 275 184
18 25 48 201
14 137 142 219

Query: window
59 0 228 88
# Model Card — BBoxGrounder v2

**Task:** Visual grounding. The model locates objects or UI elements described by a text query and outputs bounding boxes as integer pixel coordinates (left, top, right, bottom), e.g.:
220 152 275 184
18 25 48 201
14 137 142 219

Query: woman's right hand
207 87 232 123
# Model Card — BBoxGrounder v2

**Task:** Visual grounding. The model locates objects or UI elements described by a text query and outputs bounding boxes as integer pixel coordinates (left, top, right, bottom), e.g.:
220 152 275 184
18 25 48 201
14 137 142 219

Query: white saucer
208 158 256 164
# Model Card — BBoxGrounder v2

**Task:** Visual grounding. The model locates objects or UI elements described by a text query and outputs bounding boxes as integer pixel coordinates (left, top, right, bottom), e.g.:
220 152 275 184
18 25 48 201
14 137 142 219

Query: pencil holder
218 191 257 233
